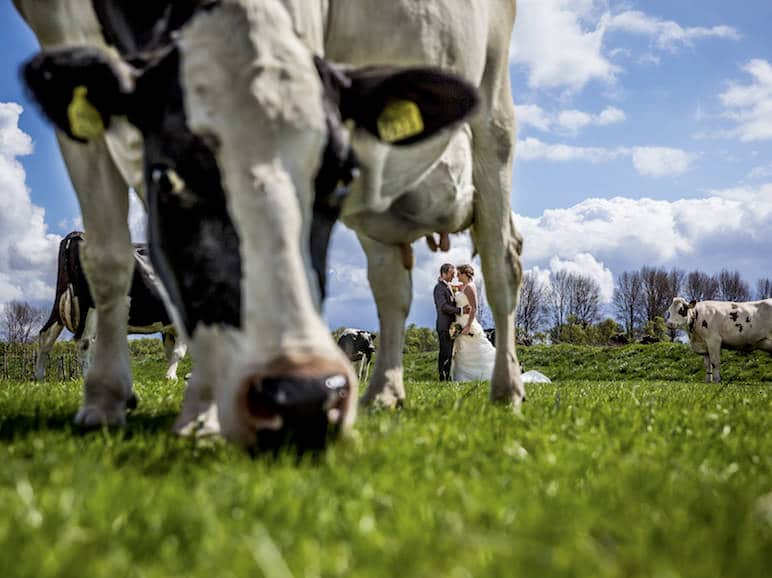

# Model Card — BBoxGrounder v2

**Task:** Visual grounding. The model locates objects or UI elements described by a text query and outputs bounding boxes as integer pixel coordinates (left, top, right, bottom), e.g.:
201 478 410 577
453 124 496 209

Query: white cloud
605 10 740 50
516 104 553 132
511 0 617 92
747 163 772 181
510 2 739 92
518 138 696 177
549 253 615 303
517 137 626 163
631 147 696 177
718 59 772 142
596 106 626 125
0 102 60 305
517 105 626 134
515 185 772 288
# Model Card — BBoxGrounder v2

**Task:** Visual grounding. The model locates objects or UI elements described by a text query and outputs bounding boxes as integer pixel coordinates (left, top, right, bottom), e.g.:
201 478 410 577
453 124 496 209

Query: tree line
515 267 772 345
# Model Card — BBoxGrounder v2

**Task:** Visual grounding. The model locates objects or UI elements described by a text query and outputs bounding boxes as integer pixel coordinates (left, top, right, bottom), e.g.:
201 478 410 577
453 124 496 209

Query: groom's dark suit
434 280 461 381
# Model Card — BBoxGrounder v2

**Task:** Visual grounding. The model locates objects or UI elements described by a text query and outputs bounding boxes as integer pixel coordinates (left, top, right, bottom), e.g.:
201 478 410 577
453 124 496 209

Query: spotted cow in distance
337 329 376 383
37 232 186 381
665 297 772 382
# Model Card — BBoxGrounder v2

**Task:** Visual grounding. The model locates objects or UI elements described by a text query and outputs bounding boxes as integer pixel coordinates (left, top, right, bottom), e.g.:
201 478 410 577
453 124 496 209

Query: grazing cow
337 329 376 383
665 297 772 382
37 231 186 381
21 0 524 452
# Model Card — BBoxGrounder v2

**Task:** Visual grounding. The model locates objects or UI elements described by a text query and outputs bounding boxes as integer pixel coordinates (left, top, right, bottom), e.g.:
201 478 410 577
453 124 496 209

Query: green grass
0 346 770 578
404 342 772 383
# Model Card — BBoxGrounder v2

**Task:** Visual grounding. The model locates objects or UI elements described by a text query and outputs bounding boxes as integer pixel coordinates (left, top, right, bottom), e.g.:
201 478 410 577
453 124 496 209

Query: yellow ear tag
67 86 104 140
377 99 424 143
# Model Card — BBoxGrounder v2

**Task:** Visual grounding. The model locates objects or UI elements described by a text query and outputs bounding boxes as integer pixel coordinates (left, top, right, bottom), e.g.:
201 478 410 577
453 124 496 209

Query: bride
450 264 496 381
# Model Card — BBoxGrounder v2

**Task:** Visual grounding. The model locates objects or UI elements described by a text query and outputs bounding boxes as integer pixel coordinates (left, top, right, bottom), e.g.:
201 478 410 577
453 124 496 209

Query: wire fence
0 342 81 382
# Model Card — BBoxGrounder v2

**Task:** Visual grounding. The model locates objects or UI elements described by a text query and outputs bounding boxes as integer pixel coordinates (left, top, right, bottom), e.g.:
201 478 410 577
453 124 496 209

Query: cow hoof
74 405 127 429
173 404 220 438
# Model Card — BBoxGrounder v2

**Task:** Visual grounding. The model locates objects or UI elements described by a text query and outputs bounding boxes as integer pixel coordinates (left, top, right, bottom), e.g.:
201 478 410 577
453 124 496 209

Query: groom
433 263 469 381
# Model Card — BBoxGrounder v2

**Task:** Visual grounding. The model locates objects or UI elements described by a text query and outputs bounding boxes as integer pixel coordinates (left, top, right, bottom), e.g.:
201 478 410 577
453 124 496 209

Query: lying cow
37 231 186 381
665 297 772 382
20 0 524 453
337 329 376 383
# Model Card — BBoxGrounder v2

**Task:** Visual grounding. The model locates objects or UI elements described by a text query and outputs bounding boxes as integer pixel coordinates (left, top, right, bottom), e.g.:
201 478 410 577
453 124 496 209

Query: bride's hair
457 264 474 279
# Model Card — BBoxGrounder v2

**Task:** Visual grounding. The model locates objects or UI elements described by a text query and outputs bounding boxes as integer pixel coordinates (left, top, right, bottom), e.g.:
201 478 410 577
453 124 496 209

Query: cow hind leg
36 321 63 381
162 331 187 380
358 235 411 408
56 134 136 428
469 46 525 407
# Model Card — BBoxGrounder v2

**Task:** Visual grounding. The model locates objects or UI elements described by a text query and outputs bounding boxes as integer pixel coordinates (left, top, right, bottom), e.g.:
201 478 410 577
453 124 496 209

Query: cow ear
22 47 133 143
688 300 697 308
335 64 479 146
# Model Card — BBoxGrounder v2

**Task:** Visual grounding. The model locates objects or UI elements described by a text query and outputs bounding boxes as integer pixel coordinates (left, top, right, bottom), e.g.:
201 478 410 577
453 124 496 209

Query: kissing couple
433 263 496 382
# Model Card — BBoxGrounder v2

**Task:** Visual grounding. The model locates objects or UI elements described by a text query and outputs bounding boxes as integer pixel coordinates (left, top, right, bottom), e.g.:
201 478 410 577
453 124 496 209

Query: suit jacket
434 281 460 331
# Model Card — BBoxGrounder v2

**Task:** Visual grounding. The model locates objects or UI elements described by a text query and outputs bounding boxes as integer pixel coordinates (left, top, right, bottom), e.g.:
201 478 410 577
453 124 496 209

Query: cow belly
342 127 475 242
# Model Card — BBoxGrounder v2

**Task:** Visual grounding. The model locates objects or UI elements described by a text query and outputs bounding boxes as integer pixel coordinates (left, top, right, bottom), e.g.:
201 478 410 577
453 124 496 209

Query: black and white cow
37 231 186 381
336 329 376 383
666 297 772 382
20 0 524 453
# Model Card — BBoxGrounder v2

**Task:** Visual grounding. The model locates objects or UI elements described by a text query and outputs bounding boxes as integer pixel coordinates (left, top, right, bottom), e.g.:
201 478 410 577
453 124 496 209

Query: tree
640 266 676 323
612 270 643 338
516 271 548 340
570 274 601 327
1 300 45 344
547 270 572 332
403 324 437 354
717 269 750 302
547 271 602 341
684 270 719 302
756 278 772 300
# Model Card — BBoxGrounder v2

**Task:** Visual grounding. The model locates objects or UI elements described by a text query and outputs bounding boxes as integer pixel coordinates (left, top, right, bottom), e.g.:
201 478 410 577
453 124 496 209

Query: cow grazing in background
337 329 376 383
21 0 524 453
37 232 186 381
666 297 772 382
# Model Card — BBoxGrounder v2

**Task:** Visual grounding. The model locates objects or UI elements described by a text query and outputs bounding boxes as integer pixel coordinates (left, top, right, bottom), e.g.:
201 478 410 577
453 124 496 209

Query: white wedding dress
451 289 497 382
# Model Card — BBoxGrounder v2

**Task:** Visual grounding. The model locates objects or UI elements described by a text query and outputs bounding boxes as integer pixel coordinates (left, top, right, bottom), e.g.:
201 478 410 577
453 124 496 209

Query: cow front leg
358 235 411 408
56 134 135 427
703 354 713 383
706 340 722 383
470 55 525 406
35 321 63 381
162 331 187 380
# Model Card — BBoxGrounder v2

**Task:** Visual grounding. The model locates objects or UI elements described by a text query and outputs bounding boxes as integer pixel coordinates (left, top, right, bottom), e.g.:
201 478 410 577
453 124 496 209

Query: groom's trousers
437 330 453 381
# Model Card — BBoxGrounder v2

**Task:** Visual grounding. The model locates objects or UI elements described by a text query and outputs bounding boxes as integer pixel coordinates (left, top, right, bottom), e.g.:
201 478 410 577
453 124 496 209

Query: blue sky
1 0 771 330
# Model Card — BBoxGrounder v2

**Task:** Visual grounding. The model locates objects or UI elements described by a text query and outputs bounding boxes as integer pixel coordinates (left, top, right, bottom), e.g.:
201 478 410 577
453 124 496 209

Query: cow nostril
244 371 352 454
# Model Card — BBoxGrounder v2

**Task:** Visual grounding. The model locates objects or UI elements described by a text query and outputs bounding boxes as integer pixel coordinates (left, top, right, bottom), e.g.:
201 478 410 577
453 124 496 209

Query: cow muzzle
241 365 353 455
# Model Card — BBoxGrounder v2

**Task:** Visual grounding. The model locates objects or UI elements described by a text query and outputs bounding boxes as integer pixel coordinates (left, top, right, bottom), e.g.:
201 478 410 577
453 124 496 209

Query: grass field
0 343 770 578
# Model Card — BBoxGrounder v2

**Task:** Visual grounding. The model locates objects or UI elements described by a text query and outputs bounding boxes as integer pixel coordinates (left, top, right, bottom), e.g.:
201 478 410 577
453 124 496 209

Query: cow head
22 0 478 453
665 297 696 330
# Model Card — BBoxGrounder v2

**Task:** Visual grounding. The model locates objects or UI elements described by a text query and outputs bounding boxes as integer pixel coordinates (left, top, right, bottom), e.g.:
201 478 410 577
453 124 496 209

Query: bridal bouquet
449 322 472 339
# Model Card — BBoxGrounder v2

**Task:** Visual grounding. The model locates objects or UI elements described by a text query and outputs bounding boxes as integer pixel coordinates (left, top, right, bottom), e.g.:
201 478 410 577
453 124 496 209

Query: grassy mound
404 342 772 383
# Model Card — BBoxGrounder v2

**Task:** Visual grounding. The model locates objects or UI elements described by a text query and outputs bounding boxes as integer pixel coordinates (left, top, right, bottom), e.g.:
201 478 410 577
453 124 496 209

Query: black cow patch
746 316 751 323
678 303 688 317
735 323 743 332
702 320 708 328
729 311 739 322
